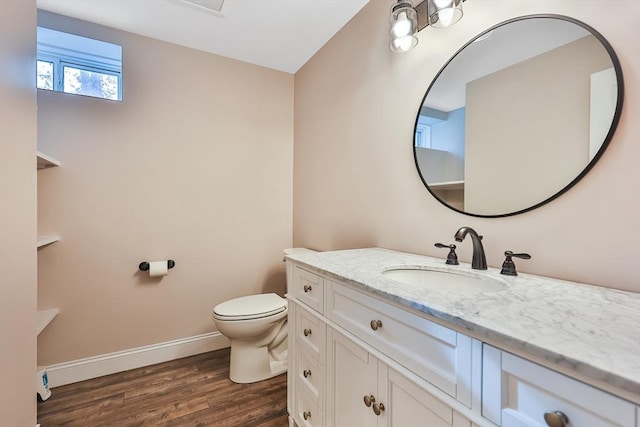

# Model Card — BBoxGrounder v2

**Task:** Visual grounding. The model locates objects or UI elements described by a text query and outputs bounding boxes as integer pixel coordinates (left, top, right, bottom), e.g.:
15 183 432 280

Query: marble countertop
286 247 640 403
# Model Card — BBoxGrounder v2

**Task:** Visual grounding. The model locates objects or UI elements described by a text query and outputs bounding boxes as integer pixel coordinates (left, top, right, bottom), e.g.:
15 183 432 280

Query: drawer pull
303 328 312 337
303 285 312 293
363 394 375 407
544 411 569 427
303 411 311 420
303 369 311 378
370 319 383 331
373 402 385 416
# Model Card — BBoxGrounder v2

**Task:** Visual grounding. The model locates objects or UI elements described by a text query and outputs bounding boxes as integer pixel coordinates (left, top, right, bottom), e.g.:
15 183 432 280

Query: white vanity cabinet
482 345 637 427
287 264 484 427
286 255 639 427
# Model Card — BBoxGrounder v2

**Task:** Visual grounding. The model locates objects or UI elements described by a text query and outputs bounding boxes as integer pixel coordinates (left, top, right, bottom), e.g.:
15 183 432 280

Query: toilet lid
213 293 286 319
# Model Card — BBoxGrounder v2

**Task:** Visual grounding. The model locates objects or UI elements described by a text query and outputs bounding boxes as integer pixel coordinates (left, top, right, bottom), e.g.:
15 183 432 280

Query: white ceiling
36 0 370 74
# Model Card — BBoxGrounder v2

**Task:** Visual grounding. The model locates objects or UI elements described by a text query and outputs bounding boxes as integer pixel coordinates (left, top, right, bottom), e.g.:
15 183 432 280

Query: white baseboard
46 332 230 388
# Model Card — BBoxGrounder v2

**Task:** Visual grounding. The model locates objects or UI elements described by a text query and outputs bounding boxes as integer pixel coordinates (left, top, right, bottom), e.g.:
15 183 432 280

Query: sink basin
382 267 507 294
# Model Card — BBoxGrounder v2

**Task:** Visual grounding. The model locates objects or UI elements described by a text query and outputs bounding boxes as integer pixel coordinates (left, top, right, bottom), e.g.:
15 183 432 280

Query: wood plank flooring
37 348 288 427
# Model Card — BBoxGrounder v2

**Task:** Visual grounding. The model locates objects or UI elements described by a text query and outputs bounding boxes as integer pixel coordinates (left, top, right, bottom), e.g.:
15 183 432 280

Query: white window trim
415 123 432 148
37 27 123 101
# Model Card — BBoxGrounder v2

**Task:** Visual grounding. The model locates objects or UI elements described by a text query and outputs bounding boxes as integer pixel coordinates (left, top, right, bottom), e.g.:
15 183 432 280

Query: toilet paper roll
148 261 168 277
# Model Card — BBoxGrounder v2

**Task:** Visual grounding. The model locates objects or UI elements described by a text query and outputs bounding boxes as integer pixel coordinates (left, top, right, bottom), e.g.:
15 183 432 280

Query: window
415 123 432 148
62 63 119 100
36 60 54 90
37 27 123 101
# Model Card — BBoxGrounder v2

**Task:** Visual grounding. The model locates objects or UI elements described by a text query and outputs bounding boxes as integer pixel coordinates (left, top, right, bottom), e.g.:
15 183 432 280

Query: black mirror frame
413 14 624 218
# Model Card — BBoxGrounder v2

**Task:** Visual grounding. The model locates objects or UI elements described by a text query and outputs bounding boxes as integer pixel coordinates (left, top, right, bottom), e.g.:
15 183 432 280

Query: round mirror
413 14 623 217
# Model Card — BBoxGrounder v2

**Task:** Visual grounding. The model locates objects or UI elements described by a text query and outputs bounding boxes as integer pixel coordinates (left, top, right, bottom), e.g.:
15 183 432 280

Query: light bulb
429 0 462 28
390 35 418 53
433 0 453 8
437 8 455 27
389 1 418 52
392 11 413 38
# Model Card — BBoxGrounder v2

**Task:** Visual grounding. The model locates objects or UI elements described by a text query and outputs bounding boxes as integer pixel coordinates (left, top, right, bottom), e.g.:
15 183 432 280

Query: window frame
36 27 123 101
36 59 55 91
60 61 122 101
415 123 432 148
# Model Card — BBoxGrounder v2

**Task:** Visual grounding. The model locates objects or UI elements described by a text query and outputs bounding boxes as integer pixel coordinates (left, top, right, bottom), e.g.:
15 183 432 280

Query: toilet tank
283 248 316 294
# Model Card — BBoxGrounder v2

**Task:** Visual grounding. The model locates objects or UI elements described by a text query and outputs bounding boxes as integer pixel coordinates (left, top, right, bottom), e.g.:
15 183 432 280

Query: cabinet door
328 330 379 427
383 367 472 427
328 328 474 427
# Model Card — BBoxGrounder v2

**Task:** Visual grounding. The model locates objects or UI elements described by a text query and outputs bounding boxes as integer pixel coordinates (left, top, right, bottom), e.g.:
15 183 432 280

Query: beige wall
0 0 38 424
465 35 612 214
36 12 293 365
293 0 640 292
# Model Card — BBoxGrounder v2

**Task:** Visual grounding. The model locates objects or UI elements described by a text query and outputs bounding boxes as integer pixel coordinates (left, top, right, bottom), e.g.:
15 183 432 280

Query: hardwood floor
37 348 289 427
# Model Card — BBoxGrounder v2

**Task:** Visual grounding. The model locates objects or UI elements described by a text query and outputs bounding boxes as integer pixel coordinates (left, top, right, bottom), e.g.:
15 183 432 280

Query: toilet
212 248 316 384
212 293 288 383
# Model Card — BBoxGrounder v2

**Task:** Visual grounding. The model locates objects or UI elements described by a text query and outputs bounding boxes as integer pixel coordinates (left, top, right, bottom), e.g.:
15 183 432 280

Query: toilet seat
213 293 286 321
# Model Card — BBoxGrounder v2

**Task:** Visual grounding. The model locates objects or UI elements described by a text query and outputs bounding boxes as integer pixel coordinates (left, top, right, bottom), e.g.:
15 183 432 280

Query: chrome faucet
454 226 487 270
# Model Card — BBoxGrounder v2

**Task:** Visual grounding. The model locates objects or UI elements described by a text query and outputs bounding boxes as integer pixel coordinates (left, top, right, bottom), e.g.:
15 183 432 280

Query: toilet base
229 339 288 384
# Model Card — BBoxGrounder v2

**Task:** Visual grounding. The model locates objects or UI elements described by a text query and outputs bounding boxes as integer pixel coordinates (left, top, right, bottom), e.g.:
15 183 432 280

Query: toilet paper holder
139 260 175 271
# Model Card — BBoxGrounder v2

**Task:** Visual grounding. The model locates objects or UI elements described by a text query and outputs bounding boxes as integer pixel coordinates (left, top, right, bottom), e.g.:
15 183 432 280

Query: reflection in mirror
414 15 623 217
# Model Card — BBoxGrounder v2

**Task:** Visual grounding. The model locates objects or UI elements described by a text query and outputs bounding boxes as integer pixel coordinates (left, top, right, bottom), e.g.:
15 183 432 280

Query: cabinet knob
303 328 312 337
303 369 311 378
303 285 312 293
363 394 375 407
373 402 385 416
303 411 311 420
544 411 569 427
370 319 382 331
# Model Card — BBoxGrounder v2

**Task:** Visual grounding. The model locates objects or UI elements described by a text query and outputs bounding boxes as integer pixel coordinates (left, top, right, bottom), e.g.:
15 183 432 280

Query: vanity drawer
482 344 636 427
328 282 472 403
295 386 324 427
294 267 325 314
295 304 327 364
296 346 324 403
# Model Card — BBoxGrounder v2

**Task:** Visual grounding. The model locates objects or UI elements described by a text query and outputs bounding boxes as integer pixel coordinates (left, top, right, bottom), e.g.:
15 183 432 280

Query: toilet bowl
212 293 288 383
212 248 316 384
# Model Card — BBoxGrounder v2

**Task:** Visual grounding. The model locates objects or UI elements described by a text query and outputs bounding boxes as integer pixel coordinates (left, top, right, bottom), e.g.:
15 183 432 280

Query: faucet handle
500 251 531 276
435 243 459 265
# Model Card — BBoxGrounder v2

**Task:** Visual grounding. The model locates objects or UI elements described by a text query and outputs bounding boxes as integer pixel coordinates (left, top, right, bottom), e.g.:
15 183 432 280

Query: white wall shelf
37 309 59 336
36 151 61 169
36 150 62 402
37 151 61 249
37 235 60 248
429 180 464 190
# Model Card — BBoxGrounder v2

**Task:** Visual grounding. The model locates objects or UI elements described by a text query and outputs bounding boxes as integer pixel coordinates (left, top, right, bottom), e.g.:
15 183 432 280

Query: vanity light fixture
428 0 464 28
390 0 466 52
390 0 419 52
